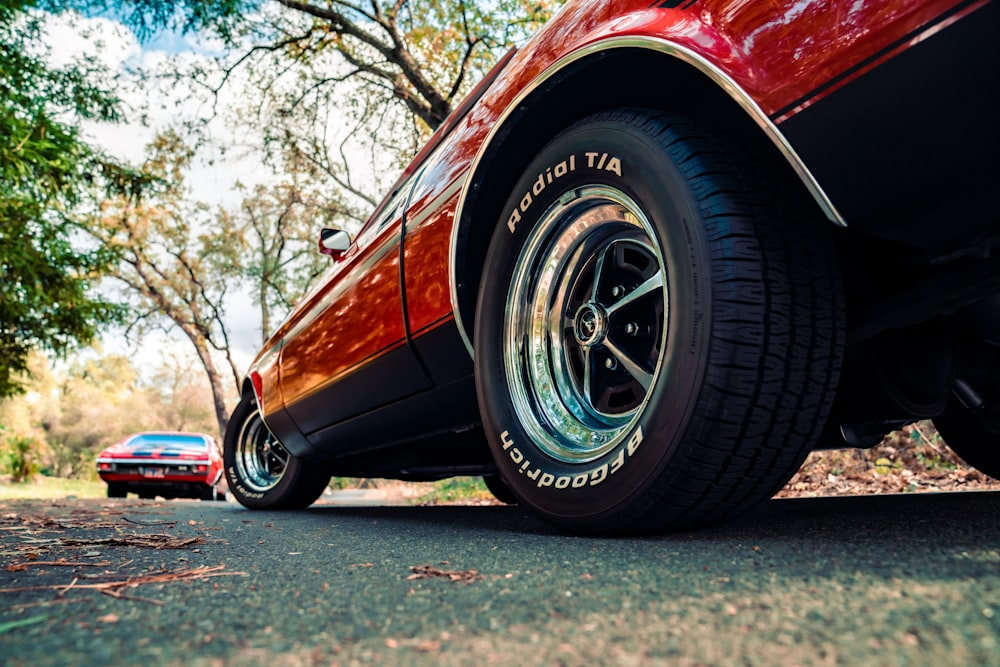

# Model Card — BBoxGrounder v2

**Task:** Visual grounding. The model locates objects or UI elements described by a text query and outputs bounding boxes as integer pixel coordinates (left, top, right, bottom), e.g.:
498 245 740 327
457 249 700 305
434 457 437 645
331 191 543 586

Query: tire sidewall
475 114 714 524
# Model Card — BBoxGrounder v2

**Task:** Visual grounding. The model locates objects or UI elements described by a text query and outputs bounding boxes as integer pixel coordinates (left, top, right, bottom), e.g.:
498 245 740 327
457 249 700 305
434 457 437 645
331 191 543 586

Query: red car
98 432 228 500
223 0 998 533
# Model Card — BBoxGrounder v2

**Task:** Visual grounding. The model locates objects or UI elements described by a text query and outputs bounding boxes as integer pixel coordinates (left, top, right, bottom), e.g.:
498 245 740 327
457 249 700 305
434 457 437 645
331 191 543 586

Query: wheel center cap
574 302 608 347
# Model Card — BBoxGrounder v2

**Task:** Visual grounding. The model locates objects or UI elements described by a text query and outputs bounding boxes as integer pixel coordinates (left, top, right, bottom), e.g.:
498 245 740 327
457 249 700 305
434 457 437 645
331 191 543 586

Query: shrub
1 433 41 482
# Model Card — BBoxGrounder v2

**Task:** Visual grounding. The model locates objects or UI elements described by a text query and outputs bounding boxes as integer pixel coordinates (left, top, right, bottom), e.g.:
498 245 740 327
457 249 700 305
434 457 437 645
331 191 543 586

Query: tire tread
593 109 844 532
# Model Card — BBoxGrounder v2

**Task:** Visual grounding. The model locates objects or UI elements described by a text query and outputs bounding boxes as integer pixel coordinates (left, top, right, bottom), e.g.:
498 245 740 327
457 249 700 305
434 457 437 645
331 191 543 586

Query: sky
46 12 265 206
44 10 272 379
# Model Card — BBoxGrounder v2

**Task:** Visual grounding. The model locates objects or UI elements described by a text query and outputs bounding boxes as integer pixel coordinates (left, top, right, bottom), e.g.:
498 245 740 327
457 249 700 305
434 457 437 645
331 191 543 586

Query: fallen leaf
415 639 441 652
406 564 483 584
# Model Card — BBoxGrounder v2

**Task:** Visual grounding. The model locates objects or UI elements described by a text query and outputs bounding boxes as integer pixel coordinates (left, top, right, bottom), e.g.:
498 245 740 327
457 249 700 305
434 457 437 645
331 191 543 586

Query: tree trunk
181 326 231 437
260 281 271 344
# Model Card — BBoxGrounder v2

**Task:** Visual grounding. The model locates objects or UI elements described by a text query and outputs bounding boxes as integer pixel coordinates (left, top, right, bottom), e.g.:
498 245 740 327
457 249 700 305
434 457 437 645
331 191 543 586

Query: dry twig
0 565 246 596
6 560 112 572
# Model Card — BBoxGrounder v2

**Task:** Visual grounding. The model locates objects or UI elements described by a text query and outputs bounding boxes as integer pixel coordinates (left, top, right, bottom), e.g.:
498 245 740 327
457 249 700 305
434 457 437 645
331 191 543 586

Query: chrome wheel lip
234 403 289 492
504 185 668 464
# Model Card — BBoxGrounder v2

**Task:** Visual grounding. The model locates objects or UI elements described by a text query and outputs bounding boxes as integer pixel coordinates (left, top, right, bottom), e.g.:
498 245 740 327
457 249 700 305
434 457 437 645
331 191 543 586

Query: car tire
224 392 331 510
106 483 127 498
933 416 1000 480
474 108 844 533
483 475 519 505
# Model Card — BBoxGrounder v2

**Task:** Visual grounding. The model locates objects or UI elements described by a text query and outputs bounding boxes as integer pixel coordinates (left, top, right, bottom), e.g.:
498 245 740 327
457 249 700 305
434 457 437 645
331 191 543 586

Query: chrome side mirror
318 228 351 258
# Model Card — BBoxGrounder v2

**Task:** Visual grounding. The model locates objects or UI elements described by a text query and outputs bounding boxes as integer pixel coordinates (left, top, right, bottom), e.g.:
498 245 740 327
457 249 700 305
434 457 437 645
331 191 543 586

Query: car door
277 184 432 442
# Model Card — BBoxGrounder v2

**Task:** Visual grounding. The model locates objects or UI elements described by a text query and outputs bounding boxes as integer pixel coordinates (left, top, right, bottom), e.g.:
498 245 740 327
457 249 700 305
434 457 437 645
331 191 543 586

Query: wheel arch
450 37 843 355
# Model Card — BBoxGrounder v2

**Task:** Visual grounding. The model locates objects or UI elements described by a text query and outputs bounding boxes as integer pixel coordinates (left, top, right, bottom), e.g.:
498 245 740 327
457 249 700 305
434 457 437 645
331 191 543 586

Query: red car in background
98 432 227 501
223 0 998 533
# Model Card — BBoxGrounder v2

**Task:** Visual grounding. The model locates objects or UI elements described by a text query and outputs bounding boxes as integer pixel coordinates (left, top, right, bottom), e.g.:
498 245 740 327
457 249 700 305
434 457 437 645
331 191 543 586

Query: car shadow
298 489 1000 543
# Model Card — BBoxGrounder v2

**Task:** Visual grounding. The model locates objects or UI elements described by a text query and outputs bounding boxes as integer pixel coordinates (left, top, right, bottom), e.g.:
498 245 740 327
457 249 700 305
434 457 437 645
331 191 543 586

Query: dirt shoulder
777 421 1000 498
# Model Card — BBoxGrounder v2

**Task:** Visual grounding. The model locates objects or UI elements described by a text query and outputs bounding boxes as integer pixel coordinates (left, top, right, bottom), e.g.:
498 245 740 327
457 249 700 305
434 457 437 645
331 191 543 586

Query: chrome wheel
234 404 290 492
505 186 668 463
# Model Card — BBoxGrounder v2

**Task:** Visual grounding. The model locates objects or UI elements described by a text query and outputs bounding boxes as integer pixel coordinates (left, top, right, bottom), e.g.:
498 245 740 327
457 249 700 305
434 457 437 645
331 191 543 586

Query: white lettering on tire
498 426 644 490
229 466 265 499
507 151 621 234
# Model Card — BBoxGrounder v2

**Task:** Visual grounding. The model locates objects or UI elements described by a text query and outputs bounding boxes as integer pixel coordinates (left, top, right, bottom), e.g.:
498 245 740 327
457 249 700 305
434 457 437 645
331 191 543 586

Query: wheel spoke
606 270 663 316
581 346 595 408
603 338 654 391
590 247 610 302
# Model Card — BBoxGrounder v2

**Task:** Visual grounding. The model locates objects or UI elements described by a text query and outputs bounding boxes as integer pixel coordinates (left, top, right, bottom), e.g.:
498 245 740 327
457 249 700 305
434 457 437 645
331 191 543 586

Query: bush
0 432 41 482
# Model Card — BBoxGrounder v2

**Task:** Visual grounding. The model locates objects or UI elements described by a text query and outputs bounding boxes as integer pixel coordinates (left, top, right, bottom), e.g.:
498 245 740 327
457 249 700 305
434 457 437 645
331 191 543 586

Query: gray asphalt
1 491 998 666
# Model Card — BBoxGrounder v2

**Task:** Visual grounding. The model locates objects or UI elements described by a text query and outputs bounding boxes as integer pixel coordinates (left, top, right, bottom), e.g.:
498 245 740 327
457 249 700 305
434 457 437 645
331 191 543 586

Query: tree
67 0 557 224
148 352 219 433
42 355 158 477
240 0 554 131
214 0 557 219
228 181 336 339
97 135 344 435
97 130 243 436
72 0 554 129
0 0 146 398
0 350 218 478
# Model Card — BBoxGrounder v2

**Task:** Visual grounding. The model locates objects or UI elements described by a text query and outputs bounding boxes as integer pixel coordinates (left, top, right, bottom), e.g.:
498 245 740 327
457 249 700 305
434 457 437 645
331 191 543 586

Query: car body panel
244 0 996 476
278 216 429 434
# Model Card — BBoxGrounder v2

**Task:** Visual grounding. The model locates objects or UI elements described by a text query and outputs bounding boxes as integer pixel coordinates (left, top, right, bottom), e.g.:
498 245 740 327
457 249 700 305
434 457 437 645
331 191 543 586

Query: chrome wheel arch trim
449 34 845 357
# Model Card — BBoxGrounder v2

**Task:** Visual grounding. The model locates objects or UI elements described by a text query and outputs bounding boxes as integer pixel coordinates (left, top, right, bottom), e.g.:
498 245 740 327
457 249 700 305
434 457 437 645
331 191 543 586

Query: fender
243 356 312 459
449 32 845 356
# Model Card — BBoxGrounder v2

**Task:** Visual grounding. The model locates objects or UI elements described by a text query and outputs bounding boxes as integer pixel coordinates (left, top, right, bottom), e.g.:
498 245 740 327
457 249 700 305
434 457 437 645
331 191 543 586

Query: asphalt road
1 491 998 666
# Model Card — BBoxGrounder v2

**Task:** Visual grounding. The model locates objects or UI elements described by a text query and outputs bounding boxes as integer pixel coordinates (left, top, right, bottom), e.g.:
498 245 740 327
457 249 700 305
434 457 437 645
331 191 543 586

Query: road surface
1 491 998 665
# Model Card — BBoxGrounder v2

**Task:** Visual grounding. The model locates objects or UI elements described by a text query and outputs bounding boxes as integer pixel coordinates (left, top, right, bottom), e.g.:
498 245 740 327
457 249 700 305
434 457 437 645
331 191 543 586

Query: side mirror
318 228 350 258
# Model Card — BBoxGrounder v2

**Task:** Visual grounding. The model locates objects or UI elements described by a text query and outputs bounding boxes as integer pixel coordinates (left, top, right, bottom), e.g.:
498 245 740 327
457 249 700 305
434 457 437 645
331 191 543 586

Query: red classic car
98 432 228 500
223 0 998 533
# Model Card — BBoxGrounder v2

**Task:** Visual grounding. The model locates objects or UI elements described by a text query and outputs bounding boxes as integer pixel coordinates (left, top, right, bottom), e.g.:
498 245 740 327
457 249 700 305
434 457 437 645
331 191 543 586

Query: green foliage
0 351 219 479
0 0 153 398
417 476 492 504
0 429 41 482
45 0 252 43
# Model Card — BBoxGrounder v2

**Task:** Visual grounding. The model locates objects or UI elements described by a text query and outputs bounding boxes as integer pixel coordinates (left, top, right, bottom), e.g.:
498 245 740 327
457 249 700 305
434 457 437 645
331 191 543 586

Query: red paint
277 221 408 408
251 0 982 421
